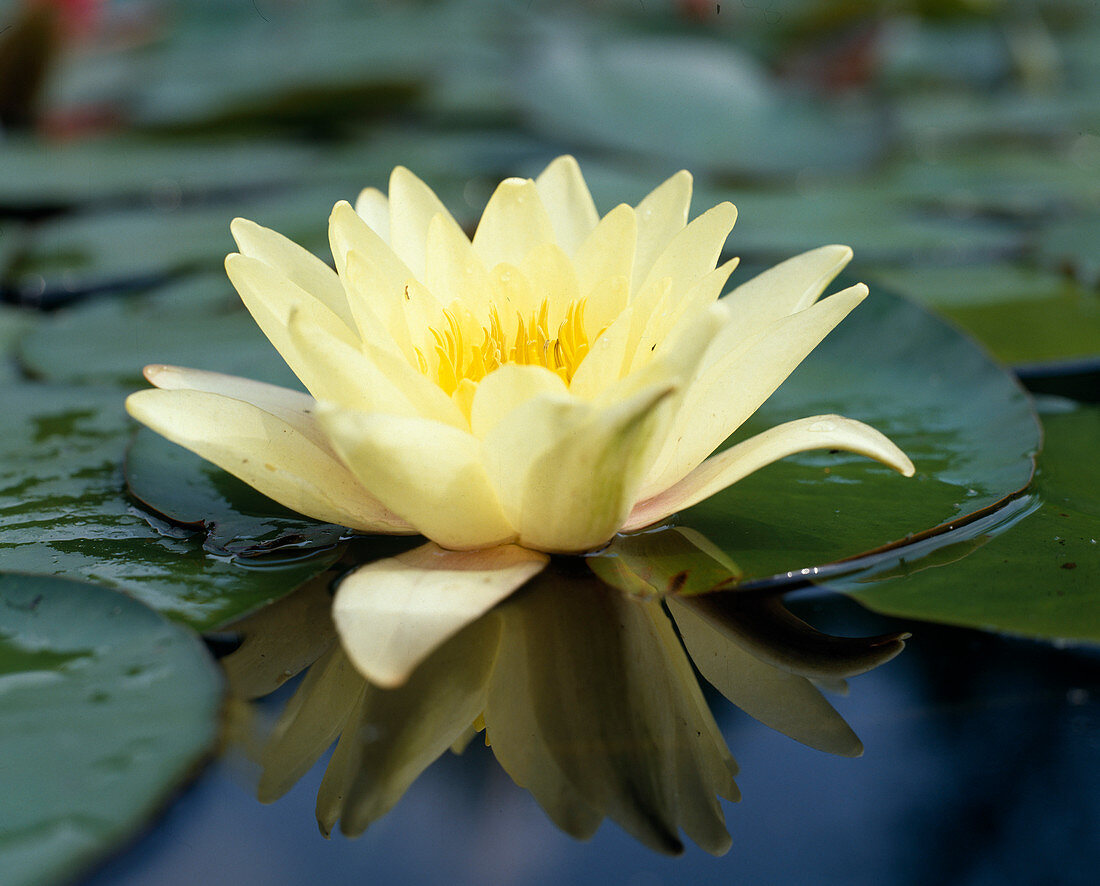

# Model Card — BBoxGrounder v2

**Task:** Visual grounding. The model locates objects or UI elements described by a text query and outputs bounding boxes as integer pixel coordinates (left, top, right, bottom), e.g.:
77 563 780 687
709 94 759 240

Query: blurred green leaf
0 573 222 886
865 263 1100 367
18 273 298 388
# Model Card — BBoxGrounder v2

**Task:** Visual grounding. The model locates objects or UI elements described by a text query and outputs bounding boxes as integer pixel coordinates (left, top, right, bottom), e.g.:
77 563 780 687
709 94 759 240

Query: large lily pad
678 286 1041 583
842 399 1100 642
864 263 1100 369
0 573 222 886
0 381 340 630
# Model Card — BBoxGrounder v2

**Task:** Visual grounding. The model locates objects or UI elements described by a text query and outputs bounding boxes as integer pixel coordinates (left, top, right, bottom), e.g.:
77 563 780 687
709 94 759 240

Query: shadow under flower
220 527 908 856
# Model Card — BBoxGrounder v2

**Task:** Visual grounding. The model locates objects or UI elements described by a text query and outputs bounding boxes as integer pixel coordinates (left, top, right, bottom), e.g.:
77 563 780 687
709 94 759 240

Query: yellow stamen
419 297 606 404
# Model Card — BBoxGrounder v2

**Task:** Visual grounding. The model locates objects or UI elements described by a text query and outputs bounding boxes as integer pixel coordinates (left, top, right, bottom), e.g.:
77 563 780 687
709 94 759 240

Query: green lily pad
0 382 340 630
864 263 1100 368
0 573 223 886
18 272 298 389
678 286 1041 583
842 399 1100 642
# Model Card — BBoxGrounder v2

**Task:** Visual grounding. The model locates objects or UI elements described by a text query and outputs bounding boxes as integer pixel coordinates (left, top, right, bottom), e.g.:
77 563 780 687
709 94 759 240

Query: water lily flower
127 156 914 687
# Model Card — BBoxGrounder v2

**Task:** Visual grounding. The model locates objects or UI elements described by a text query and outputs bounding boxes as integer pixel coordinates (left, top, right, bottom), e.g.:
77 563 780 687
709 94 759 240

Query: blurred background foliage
0 0 1097 380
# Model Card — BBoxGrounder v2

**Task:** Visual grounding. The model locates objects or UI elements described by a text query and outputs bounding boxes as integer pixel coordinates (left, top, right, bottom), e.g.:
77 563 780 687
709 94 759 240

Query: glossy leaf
843 400 1100 642
0 573 222 886
676 286 1040 584
0 381 340 630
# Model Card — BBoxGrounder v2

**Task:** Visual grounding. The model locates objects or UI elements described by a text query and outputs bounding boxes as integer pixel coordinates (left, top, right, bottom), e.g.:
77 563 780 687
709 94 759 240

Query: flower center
418 298 600 398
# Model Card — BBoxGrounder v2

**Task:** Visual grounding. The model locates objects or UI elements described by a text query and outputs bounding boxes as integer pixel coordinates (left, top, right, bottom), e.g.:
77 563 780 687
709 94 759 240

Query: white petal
317 407 516 550
126 386 410 532
230 218 354 329
534 155 599 255
626 414 915 531
332 543 547 687
472 177 555 268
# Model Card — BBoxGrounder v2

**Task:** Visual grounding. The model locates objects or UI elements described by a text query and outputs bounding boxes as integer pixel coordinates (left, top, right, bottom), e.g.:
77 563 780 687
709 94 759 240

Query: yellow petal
285 309 466 428
330 199 413 286
520 242 580 316
258 645 365 803
469 363 569 439
472 177 555 268
567 300 633 400
332 542 547 687
634 201 737 307
626 413 914 531
644 284 869 494
632 169 691 294
353 186 390 242
224 253 360 394
668 598 863 756
317 407 516 549
423 213 493 318
230 218 354 330
342 249 420 361
721 244 854 333
534 155 599 255
125 387 410 532
573 204 637 325
388 165 463 280
482 384 675 552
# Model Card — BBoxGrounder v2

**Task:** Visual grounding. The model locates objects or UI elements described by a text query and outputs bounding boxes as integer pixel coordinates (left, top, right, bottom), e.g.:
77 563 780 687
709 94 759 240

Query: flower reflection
222 530 907 856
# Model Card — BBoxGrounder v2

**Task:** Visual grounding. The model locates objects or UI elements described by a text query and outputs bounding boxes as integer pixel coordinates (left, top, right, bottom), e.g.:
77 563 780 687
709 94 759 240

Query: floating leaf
678 286 1040 583
0 382 340 630
842 399 1100 642
125 429 346 557
0 573 222 886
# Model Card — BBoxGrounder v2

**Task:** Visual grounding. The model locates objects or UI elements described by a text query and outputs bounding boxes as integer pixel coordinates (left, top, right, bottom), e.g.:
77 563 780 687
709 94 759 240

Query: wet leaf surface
0 382 340 630
679 285 1040 583
843 399 1100 642
0 573 222 886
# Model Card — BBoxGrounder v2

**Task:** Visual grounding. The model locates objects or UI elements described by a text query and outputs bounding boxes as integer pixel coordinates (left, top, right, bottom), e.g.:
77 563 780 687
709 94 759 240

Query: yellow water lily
127 156 913 687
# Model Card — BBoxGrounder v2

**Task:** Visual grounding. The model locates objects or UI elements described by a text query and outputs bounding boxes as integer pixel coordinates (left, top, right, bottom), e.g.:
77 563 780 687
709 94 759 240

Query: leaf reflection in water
220 528 908 856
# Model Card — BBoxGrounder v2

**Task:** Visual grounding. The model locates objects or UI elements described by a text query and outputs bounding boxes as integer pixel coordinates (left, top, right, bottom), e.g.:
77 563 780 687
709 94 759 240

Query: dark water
83 597 1100 886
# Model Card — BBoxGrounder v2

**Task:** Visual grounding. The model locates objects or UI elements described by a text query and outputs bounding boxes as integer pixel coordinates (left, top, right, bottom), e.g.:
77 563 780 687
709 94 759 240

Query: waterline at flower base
126 156 914 687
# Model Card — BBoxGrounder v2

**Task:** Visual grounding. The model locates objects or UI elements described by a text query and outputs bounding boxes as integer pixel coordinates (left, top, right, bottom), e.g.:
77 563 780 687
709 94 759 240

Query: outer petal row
125 367 411 533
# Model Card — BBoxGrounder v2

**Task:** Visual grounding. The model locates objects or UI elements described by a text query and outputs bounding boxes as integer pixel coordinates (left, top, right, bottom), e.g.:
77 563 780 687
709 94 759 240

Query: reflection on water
221 528 907 855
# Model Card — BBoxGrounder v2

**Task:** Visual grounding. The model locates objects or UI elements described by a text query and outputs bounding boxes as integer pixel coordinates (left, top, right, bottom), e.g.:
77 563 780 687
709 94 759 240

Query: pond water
83 595 1099 886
